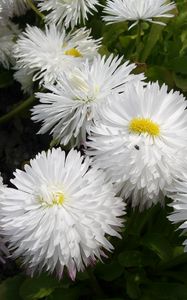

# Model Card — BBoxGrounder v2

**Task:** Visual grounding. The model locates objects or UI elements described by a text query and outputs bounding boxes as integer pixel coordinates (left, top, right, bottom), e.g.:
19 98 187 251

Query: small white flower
32 54 144 146
87 82 187 209
38 0 100 29
0 0 29 17
103 0 176 29
0 20 20 69
0 148 125 279
167 179 187 252
13 24 101 85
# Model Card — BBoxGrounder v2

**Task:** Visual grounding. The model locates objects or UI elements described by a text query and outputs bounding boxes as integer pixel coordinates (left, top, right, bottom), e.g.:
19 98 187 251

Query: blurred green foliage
87 0 187 95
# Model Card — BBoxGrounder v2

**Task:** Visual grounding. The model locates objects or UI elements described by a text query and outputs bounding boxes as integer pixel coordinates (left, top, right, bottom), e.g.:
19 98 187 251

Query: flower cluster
32 55 144 146
2 0 187 283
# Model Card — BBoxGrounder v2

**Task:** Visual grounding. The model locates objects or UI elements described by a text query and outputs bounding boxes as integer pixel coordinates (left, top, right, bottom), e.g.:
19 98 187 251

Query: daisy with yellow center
38 191 65 207
13 25 100 85
88 82 187 209
0 148 125 280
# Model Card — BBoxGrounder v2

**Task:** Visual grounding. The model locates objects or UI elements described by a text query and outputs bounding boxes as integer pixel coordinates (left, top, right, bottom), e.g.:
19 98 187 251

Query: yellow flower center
129 118 160 137
64 48 82 57
39 192 65 207
52 192 65 206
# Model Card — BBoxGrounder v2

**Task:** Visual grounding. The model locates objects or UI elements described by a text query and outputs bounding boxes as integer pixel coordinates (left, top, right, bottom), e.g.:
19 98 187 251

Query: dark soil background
0 81 50 183
0 79 50 277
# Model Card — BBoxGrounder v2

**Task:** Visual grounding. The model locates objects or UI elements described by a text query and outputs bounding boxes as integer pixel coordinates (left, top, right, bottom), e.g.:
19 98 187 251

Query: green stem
140 16 172 63
136 21 142 61
141 23 165 63
87 268 104 298
0 95 35 125
27 0 45 19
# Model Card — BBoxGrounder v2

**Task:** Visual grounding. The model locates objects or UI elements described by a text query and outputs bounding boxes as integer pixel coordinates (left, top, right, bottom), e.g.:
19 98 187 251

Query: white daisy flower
0 0 29 17
167 179 187 251
0 148 125 279
103 0 176 29
13 24 101 85
87 82 187 210
0 20 20 69
38 0 100 29
32 54 144 146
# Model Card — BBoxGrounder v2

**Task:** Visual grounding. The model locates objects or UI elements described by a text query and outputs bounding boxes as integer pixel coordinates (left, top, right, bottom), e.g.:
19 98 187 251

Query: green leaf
140 22 166 62
126 275 141 299
118 250 142 268
173 73 187 91
98 45 111 56
161 271 187 284
102 22 128 51
76 270 89 281
157 253 187 271
95 261 124 281
20 274 60 300
143 283 187 300
142 233 173 261
145 66 174 87
119 35 132 49
168 56 187 75
0 275 24 300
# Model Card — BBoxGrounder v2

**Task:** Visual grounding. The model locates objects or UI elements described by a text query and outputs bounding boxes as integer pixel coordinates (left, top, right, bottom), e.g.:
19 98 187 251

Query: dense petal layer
13 25 101 85
103 0 175 28
38 0 99 29
87 82 187 209
32 54 144 146
0 148 125 279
